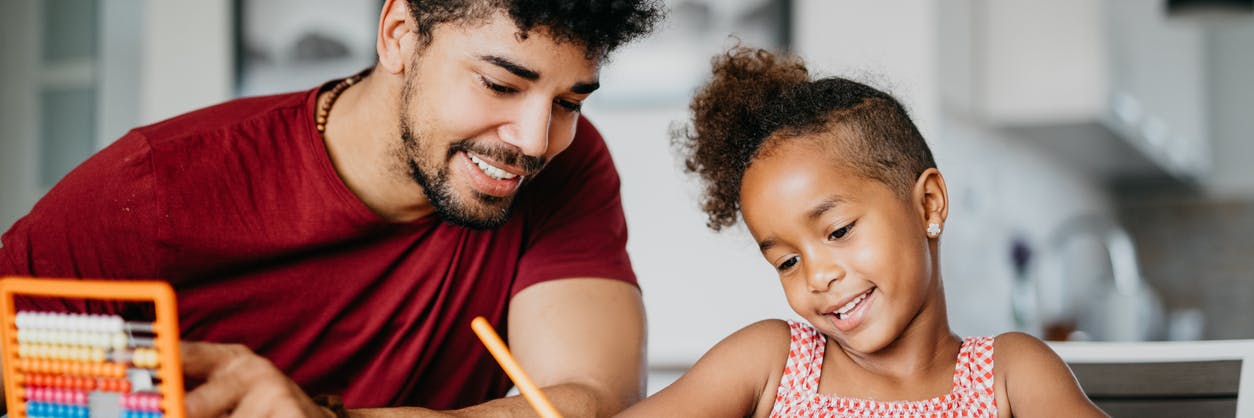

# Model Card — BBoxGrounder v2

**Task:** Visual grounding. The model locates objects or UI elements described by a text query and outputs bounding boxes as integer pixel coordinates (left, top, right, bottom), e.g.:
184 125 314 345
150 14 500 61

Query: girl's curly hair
406 0 665 58
675 46 936 231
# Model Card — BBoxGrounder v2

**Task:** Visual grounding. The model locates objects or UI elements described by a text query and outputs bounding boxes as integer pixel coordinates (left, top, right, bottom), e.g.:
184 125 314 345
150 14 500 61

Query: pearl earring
927 223 942 237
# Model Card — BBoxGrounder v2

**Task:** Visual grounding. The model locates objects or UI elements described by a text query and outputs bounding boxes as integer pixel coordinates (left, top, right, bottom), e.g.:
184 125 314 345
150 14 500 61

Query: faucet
1046 214 1164 341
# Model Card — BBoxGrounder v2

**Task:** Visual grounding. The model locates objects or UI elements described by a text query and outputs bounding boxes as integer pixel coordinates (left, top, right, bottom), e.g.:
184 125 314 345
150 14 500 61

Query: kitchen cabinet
1103 0 1211 182
939 0 1108 124
1203 22 1254 196
939 0 1214 188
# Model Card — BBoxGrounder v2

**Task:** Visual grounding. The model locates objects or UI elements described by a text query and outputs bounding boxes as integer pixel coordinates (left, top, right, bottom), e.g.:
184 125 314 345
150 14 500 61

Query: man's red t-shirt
0 82 636 409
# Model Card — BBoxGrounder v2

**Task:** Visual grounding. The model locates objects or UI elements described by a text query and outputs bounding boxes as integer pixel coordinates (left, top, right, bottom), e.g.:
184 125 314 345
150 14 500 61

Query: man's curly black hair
675 46 937 231
405 0 666 58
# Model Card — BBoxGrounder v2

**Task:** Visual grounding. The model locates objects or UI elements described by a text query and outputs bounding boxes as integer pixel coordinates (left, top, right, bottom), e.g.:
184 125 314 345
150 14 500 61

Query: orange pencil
471 316 563 418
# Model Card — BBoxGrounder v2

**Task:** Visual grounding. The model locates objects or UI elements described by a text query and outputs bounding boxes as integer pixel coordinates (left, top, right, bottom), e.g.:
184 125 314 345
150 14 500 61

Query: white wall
0 0 41 232
1205 20 1254 197
139 0 233 125
795 1 940 138
590 107 796 367
97 0 144 149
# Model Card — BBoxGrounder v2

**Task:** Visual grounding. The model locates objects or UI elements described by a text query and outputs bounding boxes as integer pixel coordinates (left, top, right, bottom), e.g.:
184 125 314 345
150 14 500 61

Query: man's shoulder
568 115 610 161
134 89 315 147
532 115 614 182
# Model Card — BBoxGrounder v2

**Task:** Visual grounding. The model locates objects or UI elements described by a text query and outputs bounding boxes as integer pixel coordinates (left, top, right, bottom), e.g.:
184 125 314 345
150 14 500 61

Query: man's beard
396 81 547 230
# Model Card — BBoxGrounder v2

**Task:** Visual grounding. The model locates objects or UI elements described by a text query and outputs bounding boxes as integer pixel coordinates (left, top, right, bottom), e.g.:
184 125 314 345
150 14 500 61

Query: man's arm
506 278 646 416
350 278 646 418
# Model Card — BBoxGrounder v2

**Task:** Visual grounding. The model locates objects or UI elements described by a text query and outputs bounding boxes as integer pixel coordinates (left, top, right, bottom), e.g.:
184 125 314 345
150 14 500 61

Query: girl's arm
619 319 793 418
994 332 1109 418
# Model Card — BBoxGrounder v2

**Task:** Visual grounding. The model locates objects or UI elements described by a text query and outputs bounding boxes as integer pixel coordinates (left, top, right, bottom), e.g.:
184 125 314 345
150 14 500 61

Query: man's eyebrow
807 196 846 221
571 81 600 95
480 55 539 80
480 54 599 95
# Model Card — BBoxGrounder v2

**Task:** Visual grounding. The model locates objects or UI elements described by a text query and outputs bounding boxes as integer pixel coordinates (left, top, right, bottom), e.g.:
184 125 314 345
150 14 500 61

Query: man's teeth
469 154 518 181
834 290 870 319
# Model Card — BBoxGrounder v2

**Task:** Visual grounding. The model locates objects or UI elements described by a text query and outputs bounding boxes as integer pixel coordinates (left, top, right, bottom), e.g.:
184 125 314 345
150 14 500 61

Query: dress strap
779 320 826 394
955 336 997 409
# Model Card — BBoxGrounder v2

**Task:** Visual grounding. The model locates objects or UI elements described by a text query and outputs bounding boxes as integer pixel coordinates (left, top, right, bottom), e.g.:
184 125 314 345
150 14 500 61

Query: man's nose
498 98 552 158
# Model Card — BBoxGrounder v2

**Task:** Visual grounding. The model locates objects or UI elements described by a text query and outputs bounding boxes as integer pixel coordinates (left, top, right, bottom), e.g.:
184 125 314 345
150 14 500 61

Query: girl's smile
826 286 876 332
740 137 939 354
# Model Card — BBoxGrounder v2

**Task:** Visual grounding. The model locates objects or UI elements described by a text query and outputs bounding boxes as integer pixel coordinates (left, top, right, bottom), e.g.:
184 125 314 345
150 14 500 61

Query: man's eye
555 99 582 113
777 256 799 271
829 222 855 240
480 77 516 94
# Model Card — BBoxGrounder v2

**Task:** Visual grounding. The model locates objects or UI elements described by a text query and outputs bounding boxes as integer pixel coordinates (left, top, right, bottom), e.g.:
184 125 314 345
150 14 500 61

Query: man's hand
182 341 334 418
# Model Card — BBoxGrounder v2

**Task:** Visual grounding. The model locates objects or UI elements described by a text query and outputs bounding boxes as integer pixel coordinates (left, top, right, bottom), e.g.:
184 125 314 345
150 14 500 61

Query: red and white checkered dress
769 321 997 418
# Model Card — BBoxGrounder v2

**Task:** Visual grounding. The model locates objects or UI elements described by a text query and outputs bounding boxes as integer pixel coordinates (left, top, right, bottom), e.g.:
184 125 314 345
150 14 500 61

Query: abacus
0 277 185 418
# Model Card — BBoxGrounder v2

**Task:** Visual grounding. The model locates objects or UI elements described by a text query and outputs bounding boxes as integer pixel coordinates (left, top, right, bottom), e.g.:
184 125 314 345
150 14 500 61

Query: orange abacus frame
0 276 185 418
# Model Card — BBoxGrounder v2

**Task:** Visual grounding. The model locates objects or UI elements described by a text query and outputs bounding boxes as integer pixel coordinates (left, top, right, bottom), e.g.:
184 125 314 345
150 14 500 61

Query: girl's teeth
834 291 870 319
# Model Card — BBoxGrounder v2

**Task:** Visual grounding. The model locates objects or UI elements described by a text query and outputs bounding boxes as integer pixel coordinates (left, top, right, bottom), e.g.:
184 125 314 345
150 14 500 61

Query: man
0 0 664 416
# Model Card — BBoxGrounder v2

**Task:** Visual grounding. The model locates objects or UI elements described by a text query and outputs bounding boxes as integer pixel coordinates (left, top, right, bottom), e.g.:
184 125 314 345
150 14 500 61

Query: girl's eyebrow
806 195 847 221
758 195 849 251
759 238 777 252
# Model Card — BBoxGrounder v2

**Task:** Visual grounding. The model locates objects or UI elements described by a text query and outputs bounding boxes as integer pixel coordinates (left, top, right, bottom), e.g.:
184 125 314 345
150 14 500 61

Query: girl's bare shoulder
698 319 794 387
993 332 1109 418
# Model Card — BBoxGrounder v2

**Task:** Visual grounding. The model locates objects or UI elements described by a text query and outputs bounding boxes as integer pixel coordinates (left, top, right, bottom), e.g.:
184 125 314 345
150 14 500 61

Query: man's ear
911 168 949 237
377 0 418 75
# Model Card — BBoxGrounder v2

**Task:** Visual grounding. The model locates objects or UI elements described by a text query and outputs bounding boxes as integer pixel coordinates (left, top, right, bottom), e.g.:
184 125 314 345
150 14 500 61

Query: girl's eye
480 77 517 94
777 256 799 271
829 221 855 241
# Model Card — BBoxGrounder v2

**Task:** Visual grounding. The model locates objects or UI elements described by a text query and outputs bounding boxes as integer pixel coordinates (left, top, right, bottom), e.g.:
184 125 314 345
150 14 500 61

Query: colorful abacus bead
23 385 41 402
78 376 96 391
26 401 89 418
10 307 173 418
52 374 69 389
122 392 165 412
131 347 161 368
98 377 132 393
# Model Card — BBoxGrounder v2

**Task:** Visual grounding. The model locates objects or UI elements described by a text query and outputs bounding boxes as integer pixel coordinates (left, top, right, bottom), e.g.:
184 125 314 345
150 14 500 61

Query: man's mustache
449 140 547 175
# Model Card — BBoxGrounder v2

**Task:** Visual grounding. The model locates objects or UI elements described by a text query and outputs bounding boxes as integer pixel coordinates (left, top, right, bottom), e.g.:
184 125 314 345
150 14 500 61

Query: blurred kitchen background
2 0 1253 393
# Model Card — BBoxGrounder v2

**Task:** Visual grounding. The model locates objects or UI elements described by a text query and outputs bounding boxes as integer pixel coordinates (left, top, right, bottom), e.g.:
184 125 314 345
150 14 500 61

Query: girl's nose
805 259 844 293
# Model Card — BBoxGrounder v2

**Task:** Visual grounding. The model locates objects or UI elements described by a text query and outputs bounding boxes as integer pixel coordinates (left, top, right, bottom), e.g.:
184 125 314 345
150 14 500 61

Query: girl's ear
911 168 949 239
377 0 419 75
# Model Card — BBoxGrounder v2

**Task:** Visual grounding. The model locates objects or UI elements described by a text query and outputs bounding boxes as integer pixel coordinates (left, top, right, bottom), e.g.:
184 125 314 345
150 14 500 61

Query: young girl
621 48 1106 417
